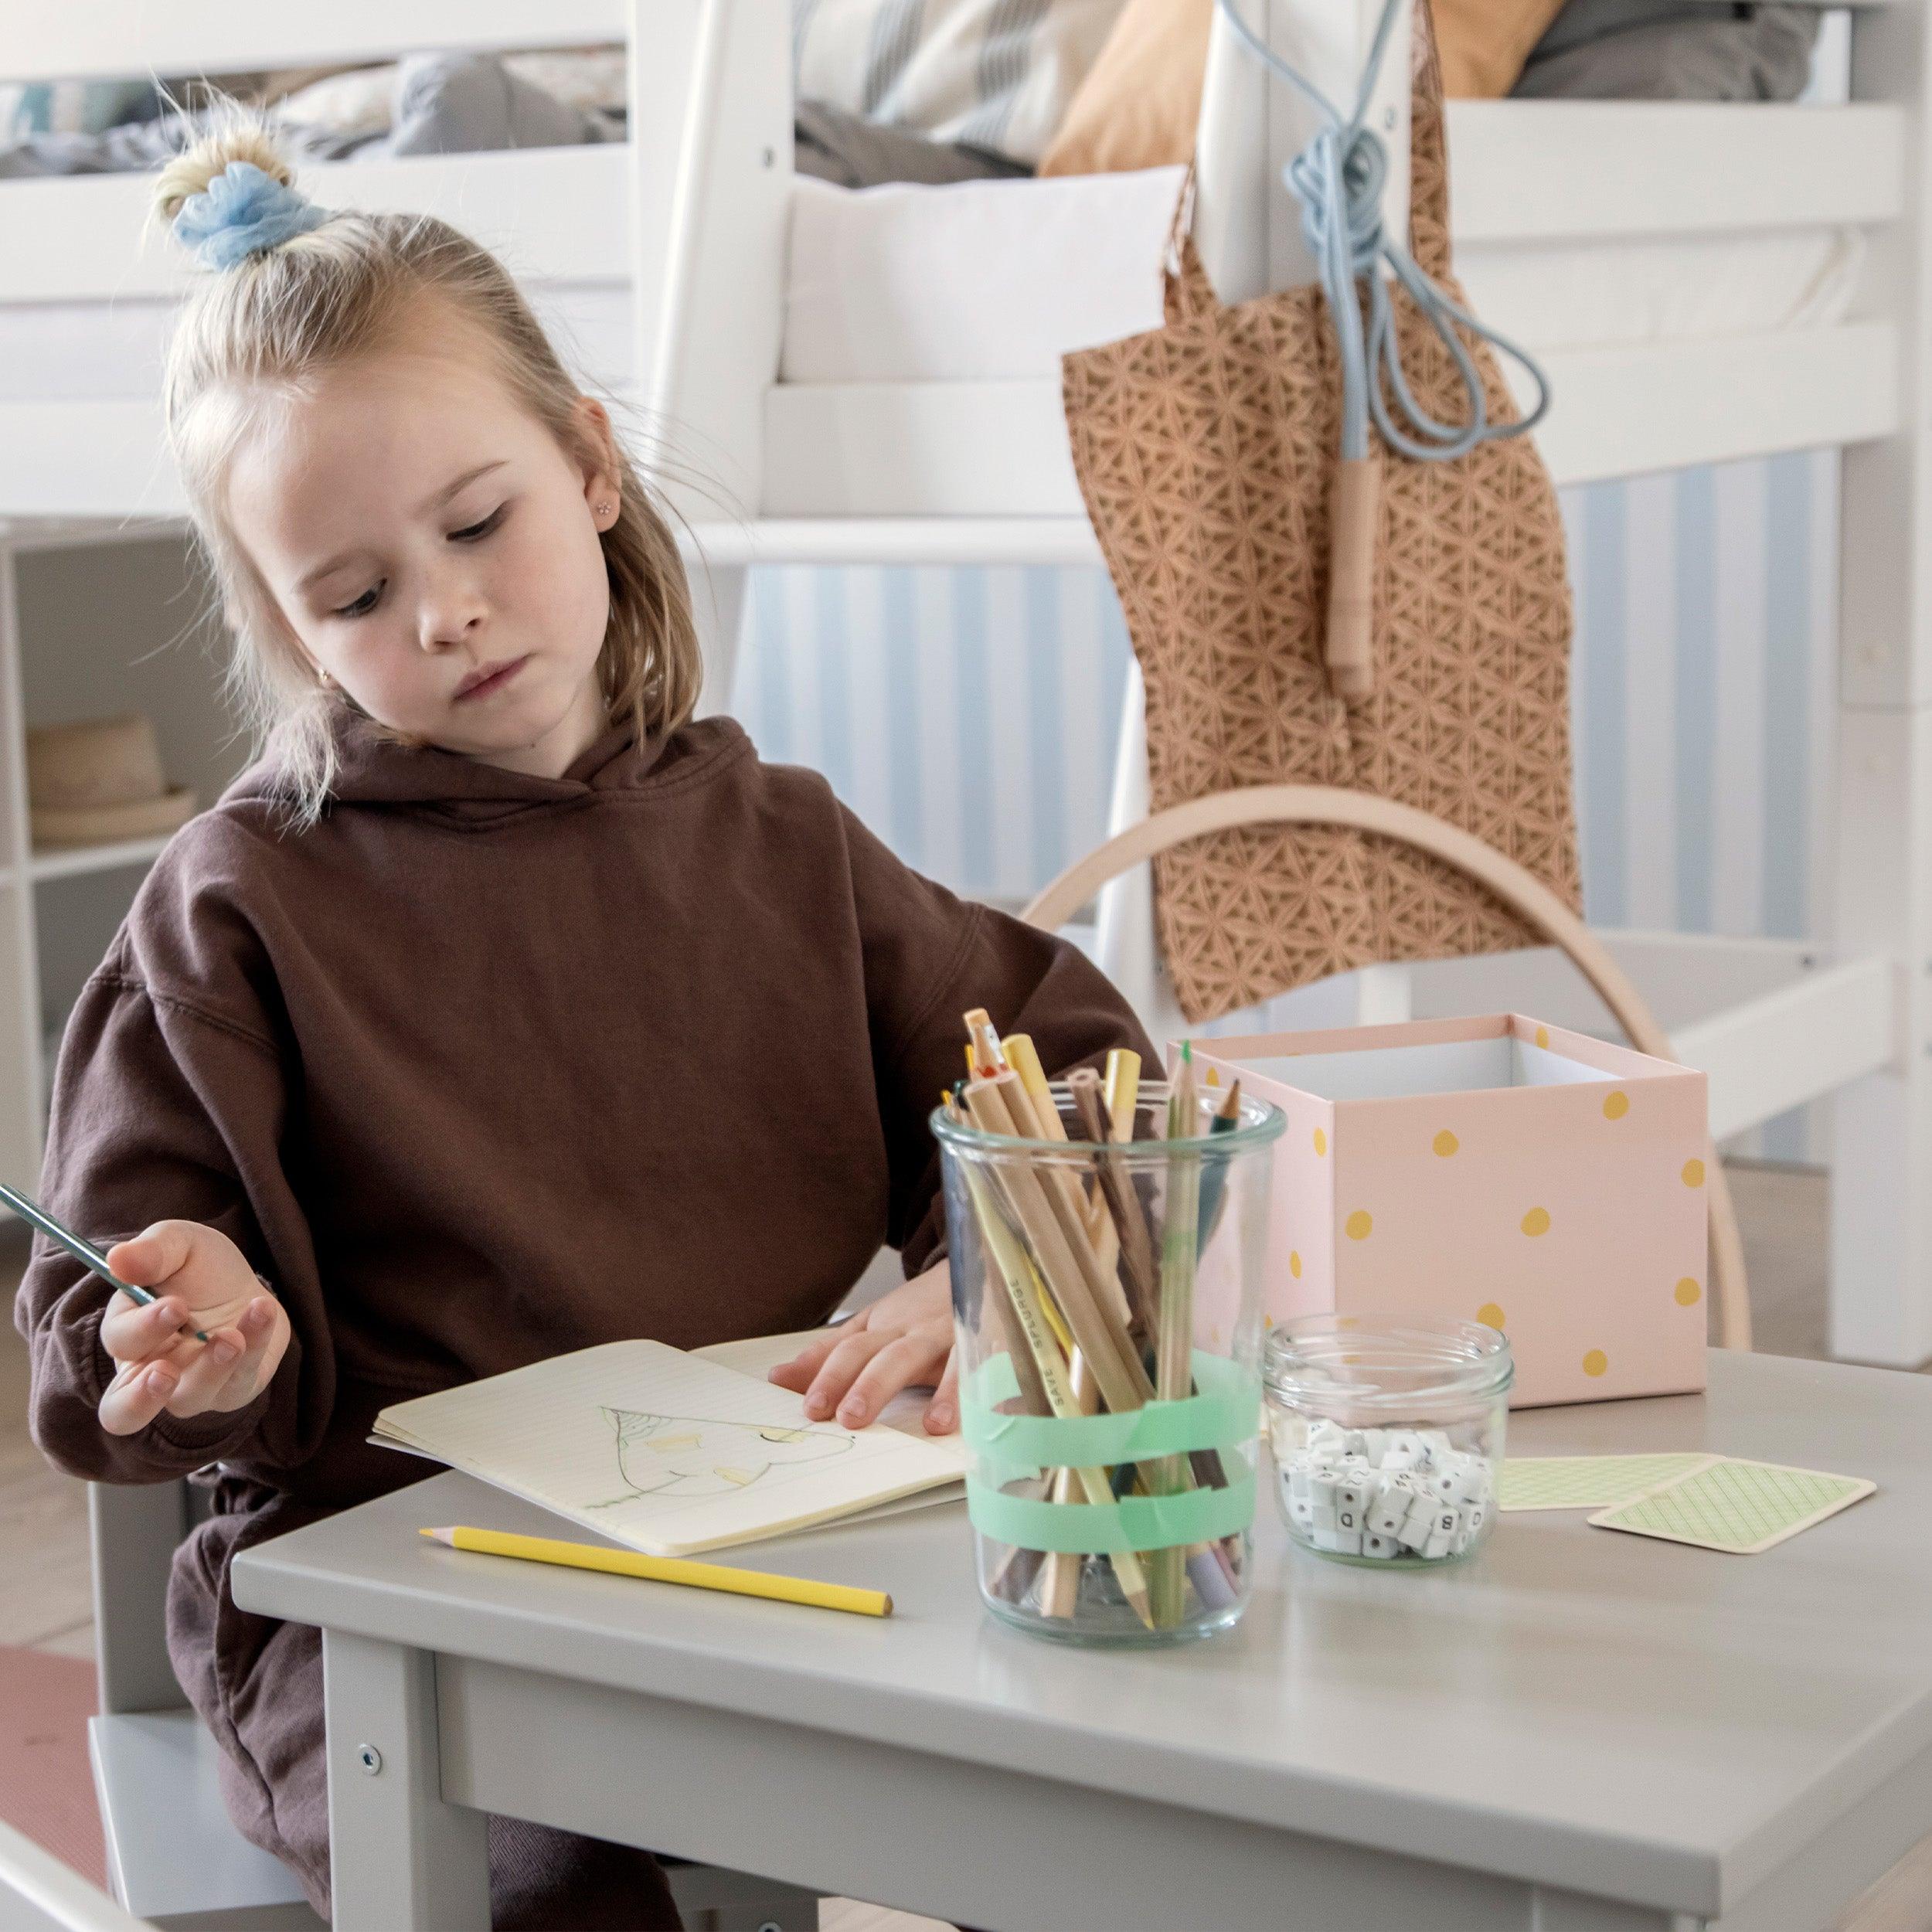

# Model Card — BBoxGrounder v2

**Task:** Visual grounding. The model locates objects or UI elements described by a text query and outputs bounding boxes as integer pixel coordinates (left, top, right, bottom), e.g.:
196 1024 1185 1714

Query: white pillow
794 0 1129 166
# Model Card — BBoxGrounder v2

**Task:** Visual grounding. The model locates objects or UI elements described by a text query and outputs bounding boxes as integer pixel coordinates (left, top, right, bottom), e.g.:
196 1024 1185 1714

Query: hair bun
154 124 326 270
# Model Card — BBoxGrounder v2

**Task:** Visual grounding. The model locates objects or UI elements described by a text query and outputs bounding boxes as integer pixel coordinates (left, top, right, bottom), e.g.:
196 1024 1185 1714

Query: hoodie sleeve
841 807 1157 1276
15 897 333 1486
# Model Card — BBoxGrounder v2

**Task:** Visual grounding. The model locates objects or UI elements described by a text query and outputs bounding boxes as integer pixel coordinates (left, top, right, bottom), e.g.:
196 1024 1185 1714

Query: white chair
0 1816 154 1932
83 1479 822 1932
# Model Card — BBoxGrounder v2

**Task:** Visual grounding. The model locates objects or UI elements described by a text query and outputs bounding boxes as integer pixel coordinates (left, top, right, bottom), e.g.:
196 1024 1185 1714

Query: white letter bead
1335 1478 1371 1512
1367 1492 1410 1537
1333 1528 1365 1556
1308 1421 1347 1454
1362 1532 1398 1559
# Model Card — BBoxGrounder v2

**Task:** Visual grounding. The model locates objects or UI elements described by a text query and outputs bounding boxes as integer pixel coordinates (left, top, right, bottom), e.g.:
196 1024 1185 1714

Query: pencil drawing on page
584 1409 857 1508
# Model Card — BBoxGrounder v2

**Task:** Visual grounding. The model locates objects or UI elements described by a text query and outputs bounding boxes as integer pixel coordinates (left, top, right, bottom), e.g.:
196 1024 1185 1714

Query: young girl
15 129 1151 1930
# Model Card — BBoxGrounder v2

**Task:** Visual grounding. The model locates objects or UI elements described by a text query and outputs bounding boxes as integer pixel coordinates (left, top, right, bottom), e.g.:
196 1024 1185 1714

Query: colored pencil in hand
0 1179 209 1342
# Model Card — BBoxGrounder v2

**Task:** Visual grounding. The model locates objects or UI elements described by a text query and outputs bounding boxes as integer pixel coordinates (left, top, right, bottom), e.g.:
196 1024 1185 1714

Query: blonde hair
153 121 702 825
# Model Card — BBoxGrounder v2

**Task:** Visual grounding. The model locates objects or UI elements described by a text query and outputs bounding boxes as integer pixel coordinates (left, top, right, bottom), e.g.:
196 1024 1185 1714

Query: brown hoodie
19 706 1151 1502
12 706 1152 1919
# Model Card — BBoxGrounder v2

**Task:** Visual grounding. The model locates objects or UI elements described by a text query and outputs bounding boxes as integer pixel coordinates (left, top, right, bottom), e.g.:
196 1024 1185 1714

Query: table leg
324 1631 490 1932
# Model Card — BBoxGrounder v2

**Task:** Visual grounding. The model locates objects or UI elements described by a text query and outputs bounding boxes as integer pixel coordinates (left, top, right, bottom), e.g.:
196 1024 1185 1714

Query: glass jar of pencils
934 1059 1285 1646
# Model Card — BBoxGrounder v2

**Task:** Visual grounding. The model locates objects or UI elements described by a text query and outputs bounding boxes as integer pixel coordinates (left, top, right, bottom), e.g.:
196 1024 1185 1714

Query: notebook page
375 1340 963 1557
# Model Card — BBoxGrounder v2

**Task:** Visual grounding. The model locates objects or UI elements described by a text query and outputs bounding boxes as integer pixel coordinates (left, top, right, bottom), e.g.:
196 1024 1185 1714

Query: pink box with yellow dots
1179 1012 1709 1409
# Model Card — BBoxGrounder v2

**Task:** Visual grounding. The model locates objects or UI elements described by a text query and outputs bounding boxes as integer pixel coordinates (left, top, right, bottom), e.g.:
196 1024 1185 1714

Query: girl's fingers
767 1321 856 1395
218 1298 287 1403
836 1330 947 1429
151 1325 249 1415
801 1326 896 1422
923 1348 961 1434
104 1221 202 1290
100 1290 192 1365
97 1358 180 1437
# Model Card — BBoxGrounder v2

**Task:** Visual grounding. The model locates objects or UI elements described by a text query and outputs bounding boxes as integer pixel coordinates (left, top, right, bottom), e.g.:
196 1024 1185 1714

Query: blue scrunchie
174 161 328 271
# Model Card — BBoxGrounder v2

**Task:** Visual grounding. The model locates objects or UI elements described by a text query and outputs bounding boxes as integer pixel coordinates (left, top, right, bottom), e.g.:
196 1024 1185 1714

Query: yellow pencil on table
420 1526 893 1618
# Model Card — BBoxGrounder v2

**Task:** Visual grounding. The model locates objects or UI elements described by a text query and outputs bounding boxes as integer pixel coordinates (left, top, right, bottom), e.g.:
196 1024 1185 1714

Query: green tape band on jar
965 1468 1257 1555
960 1349 1260 1472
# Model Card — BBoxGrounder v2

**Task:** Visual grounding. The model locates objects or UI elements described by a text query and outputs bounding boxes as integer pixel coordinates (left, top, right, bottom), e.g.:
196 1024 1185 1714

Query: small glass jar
1262 1315 1512 1567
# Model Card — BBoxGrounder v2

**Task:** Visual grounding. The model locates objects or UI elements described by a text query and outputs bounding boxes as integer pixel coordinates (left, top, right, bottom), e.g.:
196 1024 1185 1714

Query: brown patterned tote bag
1061 0 1582 1024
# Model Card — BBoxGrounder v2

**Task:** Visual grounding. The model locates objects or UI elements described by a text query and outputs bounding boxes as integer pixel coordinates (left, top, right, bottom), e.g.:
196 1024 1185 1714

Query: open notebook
372 1331 968 1557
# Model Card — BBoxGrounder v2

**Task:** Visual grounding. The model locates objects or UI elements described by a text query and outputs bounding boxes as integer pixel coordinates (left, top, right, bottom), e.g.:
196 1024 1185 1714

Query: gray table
232 1351 1932 1932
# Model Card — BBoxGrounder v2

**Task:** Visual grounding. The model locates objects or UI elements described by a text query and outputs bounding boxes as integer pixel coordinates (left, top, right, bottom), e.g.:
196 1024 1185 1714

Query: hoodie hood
223 705 748 827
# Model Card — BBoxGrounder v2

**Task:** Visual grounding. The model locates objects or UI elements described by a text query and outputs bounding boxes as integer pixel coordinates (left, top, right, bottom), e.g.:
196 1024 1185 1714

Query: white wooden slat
5 147 628 305
1404 934 1823 1039
759 328 1897 518
1446 103 1905 243
760 381 1087 519
1531 325 1898 485
3 2 625 85
1397 933 1894 1139
1675 954 1896 1141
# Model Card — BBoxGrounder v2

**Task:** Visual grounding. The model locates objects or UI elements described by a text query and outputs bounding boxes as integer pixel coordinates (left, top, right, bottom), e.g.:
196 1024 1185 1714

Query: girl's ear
570 396 623 530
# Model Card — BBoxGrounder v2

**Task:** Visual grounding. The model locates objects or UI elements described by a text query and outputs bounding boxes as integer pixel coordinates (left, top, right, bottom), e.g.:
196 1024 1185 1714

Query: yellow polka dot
1521 1206 1551 1237
1682 1158 1706 1188
1535 1026 1550 1049
1675 1277 1702 1308
1313 1127 1328 1157
1289 1250 1303 1279
1583 1349 1608 1377
1433 1128 1459 1157
1345 1209 1372 1240
1206 1066 1220 1087
1476 1302 1505 1330
1603 1090 1629 1121
1264 1313 1274 1328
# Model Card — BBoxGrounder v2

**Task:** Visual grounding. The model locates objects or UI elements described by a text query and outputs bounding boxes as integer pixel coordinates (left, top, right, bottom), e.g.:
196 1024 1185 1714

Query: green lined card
1589 1458 1874 1554
1498 1454 1716 1512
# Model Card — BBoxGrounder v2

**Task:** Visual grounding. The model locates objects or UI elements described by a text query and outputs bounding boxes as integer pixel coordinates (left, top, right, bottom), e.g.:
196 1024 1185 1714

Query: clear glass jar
1262 1315 1512 1568
936 1080 1285 1646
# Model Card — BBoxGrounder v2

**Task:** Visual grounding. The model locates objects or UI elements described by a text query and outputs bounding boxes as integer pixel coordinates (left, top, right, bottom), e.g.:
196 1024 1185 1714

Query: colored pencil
420 1526 893 1617
0 1180 209 1342
1196 1078 1243 1247
1150 1048 1203 1624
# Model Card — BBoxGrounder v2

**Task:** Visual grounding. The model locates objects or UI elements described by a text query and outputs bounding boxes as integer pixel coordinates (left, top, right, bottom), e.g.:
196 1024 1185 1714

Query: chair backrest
1022 782 1752 1351
0 1818 152 1932
87 1481 199 1715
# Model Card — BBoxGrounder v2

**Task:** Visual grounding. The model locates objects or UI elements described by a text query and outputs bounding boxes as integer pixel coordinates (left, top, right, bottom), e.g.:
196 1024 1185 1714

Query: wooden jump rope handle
1325 456 1380 703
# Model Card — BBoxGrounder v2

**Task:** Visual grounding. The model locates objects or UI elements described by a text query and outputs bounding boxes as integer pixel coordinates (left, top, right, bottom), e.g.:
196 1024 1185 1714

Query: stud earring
316 667 335 690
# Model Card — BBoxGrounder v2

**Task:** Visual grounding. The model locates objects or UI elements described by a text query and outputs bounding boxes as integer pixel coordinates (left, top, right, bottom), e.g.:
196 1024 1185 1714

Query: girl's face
227 325 623 778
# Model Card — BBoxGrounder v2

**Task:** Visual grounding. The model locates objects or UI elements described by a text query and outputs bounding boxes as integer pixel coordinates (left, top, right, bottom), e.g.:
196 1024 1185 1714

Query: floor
0 1169 1924 1930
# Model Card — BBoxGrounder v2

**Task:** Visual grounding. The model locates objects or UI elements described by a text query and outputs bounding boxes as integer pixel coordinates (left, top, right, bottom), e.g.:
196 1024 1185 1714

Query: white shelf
29 835 171 883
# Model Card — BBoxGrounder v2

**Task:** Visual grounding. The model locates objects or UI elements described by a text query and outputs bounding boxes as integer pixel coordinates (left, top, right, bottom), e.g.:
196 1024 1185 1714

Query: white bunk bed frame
0 3 1921 1388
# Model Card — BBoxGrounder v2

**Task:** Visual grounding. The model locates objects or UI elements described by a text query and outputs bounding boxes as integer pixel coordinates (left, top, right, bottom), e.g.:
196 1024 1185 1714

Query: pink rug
0 1645 107 1889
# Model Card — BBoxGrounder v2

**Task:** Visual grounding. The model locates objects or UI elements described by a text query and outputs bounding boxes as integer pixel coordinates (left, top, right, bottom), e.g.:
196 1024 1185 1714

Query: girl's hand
769 1263 958 1434
94 1220 292 1437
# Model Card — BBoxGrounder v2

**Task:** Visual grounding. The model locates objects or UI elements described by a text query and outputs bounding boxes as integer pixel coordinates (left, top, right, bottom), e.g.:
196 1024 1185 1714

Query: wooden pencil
1066 1070 1157 1334
1149 1050 1204 1624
